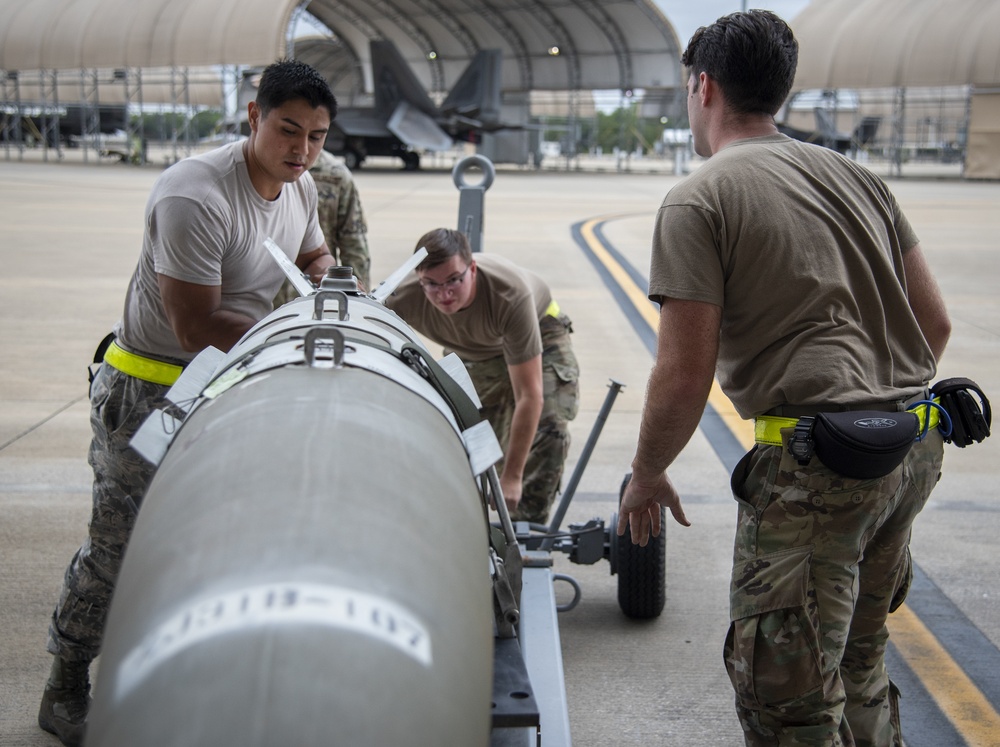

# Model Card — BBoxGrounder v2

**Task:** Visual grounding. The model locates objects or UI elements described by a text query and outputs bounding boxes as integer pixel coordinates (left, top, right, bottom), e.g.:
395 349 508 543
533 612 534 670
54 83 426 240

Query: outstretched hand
616 471 691 546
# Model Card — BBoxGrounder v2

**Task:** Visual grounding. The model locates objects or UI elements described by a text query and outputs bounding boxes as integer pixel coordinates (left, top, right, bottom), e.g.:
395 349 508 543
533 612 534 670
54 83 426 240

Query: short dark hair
414 228 472 270
256 59 338 121
681 10 798 116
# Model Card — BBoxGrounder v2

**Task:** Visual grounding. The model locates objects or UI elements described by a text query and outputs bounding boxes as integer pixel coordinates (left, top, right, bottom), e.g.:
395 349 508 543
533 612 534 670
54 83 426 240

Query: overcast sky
655 0 812 48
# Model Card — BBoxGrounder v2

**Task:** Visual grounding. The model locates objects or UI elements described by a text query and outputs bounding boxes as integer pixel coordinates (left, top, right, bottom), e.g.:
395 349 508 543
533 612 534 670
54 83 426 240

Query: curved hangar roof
0 0 296 70
0 0 683 95
791 0 1000 91
301 0 682 96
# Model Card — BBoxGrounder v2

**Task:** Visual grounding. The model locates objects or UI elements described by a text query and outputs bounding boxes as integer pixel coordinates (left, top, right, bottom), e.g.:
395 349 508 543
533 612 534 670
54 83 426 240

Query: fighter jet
325 39 506 171
778 108 882 157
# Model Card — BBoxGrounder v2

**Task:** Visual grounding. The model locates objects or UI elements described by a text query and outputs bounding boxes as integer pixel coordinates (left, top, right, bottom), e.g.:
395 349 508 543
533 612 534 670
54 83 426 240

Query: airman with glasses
387 228 580 524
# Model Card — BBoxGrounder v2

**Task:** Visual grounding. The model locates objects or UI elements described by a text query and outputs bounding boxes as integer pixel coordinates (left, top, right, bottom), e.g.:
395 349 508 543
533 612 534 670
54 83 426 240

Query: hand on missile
616 470 690 546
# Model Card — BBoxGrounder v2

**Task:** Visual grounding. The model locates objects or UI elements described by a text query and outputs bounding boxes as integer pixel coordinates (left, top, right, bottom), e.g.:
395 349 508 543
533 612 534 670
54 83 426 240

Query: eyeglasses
419 265 471 294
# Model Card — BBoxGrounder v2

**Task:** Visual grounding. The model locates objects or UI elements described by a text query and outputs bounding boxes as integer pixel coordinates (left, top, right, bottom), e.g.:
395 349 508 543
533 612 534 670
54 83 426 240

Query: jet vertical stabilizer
370 39 440 120
440 49 503 129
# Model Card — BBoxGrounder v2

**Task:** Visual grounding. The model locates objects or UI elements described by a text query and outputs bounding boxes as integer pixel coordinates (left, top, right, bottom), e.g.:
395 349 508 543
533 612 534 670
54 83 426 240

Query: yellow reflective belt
103 341 183 386
754 404 941 447
754 415 798 446
912 400 942 434
545 299 560 318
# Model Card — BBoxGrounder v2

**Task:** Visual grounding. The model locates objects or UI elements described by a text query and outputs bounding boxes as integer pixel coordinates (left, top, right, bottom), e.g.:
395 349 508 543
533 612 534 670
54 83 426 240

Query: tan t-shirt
387 253 552 364
649 134 936 418
115 141 324 362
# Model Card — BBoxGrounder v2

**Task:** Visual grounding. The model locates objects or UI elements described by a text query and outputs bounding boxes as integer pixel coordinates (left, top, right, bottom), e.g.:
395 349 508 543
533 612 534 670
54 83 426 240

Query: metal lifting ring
451 154 495 191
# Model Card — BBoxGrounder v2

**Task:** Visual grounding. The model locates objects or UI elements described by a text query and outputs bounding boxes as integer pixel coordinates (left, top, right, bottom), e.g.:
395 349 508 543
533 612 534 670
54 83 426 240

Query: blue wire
908 399 952 440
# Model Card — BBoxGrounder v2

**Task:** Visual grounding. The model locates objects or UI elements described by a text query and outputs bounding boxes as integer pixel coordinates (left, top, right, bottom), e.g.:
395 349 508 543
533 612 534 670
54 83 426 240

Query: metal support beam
1 70 24 160
123 67 146 164
169 66 193 163
39 69 61 161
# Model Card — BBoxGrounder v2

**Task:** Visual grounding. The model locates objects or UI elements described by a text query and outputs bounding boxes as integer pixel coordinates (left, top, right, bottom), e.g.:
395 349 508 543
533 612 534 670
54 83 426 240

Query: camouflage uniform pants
725 430 944 747
47 363 168 662
465 313 579 524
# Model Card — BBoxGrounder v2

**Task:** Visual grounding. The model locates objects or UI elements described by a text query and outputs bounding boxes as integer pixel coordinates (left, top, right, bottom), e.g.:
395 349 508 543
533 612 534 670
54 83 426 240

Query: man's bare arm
296 243 337 284
157 275 257 353
902 243 951 362
631 299 722 481
618 298 722 544
501 354 544 511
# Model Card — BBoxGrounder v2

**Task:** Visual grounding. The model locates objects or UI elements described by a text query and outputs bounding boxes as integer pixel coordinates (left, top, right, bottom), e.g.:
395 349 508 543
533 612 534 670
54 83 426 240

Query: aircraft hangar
2 0 998 176
0 0 685 166
788 0 1000 179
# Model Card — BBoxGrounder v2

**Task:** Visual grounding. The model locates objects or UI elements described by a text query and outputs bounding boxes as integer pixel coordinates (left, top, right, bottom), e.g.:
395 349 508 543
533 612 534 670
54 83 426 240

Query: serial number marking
114 582 431 702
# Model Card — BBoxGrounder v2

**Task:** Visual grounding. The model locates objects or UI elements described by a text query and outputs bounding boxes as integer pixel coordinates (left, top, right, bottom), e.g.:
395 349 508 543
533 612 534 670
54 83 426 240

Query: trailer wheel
612 472 666 619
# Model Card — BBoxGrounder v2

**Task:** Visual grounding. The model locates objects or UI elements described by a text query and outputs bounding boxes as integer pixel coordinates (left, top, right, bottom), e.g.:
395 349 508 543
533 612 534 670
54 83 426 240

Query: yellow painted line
887 606 1000 745
579 217 658 330
580 217 755 444
580 213 1000 745
707 380 754 446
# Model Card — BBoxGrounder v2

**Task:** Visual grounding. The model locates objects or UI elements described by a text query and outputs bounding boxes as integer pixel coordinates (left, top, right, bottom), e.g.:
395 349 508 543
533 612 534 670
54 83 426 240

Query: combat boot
38 655 91 747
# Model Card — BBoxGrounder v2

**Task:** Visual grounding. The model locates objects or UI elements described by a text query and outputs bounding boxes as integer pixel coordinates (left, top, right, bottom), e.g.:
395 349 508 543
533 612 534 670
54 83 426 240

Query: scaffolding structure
785 85 973 177
0 65 246 165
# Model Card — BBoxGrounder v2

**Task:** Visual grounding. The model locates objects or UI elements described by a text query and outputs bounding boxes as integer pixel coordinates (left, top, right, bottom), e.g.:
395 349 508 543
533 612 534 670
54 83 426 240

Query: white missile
86 267 511 746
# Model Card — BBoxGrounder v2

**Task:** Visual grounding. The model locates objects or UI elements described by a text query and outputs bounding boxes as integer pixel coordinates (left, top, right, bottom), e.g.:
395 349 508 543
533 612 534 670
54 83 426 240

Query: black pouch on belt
791 410 919 479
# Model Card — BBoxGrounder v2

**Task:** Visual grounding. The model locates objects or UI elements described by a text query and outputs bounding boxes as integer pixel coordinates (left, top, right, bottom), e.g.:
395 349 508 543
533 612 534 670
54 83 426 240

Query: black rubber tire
615 472 666 619
402 152 420 171
343 149 361 171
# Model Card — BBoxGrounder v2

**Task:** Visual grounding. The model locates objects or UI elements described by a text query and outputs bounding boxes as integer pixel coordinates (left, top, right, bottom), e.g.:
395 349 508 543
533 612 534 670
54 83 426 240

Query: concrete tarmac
1 155 998 746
